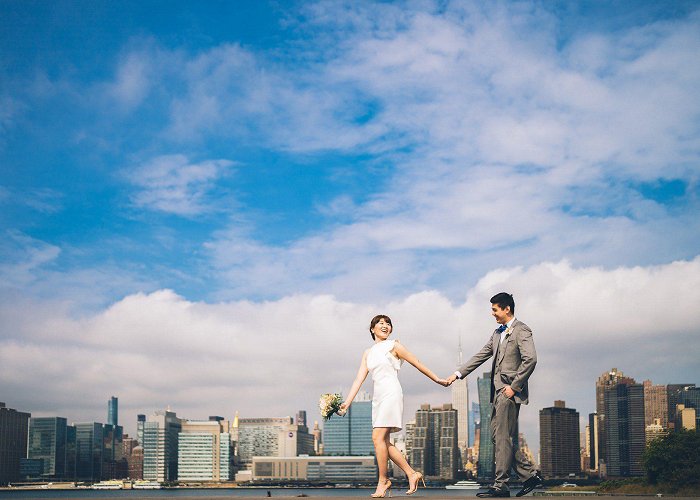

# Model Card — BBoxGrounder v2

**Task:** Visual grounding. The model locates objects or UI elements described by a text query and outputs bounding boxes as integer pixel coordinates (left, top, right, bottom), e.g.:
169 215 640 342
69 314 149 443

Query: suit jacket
456 319 537 404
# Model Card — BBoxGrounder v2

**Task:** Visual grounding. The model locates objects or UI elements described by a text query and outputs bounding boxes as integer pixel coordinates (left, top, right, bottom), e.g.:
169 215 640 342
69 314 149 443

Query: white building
142 410 182 482
237 417 314 469
178 419 232 482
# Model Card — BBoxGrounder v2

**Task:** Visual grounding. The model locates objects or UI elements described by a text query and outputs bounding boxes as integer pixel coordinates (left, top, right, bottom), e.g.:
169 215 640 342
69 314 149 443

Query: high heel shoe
406 471 425 495
371 479 392 498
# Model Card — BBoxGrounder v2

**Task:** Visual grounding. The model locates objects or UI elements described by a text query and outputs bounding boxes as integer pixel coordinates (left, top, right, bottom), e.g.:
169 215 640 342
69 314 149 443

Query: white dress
366 339 404 432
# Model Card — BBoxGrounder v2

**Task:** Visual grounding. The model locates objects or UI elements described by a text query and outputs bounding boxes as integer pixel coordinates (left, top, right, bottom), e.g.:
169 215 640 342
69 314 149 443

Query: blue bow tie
497 325 507 333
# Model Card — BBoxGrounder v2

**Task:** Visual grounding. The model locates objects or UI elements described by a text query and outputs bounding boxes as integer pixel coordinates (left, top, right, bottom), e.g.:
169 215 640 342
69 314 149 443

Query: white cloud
2 256 699 458
127 154 235 216
108 52 152 110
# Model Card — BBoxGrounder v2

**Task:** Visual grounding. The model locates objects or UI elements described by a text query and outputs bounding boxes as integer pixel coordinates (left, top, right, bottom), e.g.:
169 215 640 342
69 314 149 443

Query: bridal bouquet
319 393 344 420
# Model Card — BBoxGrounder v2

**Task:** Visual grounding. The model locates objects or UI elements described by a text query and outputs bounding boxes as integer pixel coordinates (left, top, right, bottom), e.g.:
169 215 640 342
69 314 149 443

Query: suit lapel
490 331 500 374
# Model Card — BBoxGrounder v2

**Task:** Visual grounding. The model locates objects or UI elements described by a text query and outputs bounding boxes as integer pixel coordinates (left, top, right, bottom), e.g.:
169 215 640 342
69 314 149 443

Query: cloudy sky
2 0 700 459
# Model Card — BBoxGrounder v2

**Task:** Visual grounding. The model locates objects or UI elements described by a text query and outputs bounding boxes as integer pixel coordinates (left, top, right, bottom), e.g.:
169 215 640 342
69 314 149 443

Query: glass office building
108 397 118 426
27 417 68 479
323 393 373 456
75 423 103 481
477 372 494 483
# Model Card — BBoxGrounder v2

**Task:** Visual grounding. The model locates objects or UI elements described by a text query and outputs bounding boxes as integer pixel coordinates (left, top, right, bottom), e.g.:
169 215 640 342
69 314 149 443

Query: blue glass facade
27 417 68 479
75 422 104 481
108 397 118 426
477 372 494 482
323 399 373 456
469 401 480 448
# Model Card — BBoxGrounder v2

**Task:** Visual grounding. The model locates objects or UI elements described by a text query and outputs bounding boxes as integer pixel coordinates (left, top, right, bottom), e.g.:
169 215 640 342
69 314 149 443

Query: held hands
436 374 458 387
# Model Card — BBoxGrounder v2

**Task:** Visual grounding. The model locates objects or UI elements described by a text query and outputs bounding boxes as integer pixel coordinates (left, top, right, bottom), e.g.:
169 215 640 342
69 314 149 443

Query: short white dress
366 339 404 432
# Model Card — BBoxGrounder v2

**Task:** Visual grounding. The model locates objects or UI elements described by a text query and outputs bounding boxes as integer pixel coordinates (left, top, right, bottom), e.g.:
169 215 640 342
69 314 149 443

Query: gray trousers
490 391 536 491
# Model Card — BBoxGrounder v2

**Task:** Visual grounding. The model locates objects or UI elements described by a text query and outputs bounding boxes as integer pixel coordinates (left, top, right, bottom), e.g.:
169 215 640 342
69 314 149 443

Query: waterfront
0 487 486 499
1 491 700 500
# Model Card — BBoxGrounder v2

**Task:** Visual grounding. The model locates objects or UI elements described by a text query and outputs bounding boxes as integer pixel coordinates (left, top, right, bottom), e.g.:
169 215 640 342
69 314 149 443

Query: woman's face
372 318 392 341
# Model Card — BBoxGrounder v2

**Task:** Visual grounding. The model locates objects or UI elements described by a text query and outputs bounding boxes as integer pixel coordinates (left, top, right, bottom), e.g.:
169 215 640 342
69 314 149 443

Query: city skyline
2 0 700 464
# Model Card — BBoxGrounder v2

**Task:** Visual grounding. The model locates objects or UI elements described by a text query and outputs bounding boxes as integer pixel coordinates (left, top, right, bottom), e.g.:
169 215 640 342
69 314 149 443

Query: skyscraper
27 417 69 480
587 413 599 473
642 381 667 431
469 402 480 448
136 414 146 445
477 372 494 483
323 392 373 456
451 339 469 465
108 397 118 426
410 404 459 480
74 422 104 481
142 410 183 482
0 402 31 485
603 382 645 477
539 401 580 478
595 368 635 472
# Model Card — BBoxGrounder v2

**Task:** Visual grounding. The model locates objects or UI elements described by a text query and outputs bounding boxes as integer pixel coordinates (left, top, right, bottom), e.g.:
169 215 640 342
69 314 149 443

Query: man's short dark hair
490 292 515 315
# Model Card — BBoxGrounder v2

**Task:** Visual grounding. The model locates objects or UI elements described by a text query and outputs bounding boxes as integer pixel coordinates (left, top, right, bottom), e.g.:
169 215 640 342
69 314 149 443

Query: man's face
491 303 511 325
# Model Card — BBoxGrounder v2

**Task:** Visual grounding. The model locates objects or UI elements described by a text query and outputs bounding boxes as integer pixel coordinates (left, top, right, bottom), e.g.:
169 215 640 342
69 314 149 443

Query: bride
340 314 449 498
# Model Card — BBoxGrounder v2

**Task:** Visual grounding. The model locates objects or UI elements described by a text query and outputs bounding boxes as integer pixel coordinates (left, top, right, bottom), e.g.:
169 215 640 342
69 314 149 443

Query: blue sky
2 0 700 456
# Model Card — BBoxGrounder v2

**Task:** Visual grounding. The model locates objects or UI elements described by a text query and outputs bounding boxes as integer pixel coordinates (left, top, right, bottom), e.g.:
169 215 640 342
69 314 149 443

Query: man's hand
446 374 458 386
503 385 515 398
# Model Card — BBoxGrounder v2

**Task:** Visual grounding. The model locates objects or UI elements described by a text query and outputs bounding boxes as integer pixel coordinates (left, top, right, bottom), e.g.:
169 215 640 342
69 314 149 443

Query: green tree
643 429 700 487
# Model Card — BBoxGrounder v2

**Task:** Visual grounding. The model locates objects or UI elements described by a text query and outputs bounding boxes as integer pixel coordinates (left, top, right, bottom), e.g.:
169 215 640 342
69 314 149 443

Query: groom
446 293 543 497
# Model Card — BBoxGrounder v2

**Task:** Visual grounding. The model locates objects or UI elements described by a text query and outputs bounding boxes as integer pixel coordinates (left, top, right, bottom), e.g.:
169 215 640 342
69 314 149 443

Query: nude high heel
371 479 392 498
406 471 425 495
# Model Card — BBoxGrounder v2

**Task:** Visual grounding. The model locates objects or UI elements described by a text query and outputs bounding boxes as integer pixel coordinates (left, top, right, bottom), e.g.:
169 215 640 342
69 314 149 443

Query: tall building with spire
451 337 469 468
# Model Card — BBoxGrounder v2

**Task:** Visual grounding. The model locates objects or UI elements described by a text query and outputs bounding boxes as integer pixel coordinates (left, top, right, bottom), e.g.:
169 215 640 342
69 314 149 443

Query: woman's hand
338 402 349 416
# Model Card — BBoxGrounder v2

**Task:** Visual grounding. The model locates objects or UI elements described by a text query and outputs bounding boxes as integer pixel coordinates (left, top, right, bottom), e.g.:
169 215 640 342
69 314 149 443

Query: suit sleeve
510 324 537 393
456 336 494 379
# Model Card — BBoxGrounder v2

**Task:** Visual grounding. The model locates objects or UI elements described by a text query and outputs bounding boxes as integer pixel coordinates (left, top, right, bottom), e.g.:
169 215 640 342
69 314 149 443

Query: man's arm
449 336 494 382
509 324 537 393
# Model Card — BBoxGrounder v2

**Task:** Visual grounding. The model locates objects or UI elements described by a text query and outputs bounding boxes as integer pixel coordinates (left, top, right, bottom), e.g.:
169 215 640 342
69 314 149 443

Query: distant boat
446 480 482 489
91 480 123 490
132 480 162 489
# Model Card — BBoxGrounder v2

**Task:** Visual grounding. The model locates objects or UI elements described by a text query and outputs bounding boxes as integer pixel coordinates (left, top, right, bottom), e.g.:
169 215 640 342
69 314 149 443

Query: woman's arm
340 350 369 411
393 341 448 386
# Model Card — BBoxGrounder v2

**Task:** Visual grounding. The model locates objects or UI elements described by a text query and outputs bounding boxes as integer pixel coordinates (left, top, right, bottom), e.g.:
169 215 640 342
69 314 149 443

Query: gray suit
456 319 537 491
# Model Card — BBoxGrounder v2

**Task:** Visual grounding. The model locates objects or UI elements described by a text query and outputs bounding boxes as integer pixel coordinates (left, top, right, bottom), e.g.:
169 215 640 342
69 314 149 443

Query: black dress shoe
516 472 544 497
477 487 510 498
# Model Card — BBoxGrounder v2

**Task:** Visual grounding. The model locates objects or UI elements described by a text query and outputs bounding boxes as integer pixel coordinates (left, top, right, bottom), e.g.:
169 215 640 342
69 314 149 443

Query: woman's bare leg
372 428 392 495
386 436 415 476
